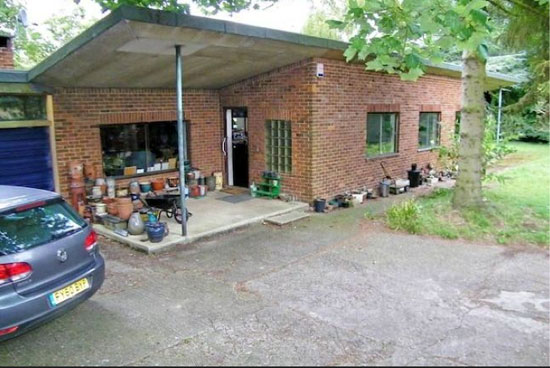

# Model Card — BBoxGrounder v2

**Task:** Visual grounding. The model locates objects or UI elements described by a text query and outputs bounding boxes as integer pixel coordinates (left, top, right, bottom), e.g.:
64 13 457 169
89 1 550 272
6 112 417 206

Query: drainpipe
496 88 509 144
176 45 187 236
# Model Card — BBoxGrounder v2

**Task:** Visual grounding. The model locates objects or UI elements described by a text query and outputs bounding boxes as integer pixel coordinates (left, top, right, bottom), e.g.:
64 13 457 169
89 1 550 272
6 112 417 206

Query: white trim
225 109 234 186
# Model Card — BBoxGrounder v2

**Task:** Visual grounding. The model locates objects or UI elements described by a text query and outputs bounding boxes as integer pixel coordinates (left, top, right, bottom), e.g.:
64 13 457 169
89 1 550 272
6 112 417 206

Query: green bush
386 199 421 234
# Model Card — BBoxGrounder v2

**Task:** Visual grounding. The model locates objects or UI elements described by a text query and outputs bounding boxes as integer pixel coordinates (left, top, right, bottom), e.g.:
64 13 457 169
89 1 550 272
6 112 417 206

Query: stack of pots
115 197 133 220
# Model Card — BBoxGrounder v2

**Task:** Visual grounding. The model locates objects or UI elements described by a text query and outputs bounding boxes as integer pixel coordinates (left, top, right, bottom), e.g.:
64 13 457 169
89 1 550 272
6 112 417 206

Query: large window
418 112 441 150
0 95 46 121
100 122 182 177
265 120 292 173
366 113 398 157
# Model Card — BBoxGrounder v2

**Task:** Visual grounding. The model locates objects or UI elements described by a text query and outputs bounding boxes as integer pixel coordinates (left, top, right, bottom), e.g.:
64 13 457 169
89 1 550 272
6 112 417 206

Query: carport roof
25 5 518 90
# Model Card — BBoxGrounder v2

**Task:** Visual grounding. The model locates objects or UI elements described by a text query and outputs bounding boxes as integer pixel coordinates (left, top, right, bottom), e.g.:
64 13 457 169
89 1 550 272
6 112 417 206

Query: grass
386 142 550 246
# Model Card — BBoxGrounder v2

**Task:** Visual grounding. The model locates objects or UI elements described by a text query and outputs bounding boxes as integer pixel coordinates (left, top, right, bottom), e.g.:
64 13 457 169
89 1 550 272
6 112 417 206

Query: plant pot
107 202 118 216
145 222 168 243
116 202 134 220
167 176 179 187
115 197 132 204
152 178 165 191
139 181 151 193
206 176 216 191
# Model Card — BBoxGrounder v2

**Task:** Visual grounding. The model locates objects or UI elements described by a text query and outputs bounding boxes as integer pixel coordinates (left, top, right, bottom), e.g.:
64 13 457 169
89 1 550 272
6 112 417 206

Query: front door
223 108 249 188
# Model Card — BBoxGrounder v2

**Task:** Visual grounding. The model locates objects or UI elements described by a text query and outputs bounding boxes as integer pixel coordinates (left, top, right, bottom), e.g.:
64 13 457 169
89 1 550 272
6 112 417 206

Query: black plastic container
407 163 421 188
313 198 326 213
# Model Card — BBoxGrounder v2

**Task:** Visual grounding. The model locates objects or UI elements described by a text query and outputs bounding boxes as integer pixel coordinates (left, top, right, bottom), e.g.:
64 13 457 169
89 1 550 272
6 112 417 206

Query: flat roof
19 5 520 90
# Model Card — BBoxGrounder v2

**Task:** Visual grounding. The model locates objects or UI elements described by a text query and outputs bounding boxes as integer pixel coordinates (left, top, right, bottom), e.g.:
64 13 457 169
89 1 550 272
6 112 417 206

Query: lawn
386 142 550 246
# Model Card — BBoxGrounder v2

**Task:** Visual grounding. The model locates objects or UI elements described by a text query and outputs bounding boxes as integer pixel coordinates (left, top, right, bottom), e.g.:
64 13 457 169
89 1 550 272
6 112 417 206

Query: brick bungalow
0 6 517 203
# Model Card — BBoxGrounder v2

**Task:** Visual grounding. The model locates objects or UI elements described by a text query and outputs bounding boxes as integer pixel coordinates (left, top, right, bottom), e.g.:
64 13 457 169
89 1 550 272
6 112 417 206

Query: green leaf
470 9 489 28
404 53 421 69
477 43 489 62
400 67 424 81
344 47 358 62
326 19 346 30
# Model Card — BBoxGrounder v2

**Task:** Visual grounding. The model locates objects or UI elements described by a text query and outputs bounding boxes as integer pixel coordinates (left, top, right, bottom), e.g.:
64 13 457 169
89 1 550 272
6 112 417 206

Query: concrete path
1 205 548 366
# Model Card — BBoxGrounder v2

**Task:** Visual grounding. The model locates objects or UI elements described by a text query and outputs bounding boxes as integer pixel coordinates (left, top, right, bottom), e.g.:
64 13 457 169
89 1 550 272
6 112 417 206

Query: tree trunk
452 51 486 209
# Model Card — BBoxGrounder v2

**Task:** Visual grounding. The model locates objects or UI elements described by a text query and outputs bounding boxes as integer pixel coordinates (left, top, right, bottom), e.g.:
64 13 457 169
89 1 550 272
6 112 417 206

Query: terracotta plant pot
107 202 118 216
115 197 132 204
152 178 165 191
116 202 134 220
69 160 83 179
167 176 179 187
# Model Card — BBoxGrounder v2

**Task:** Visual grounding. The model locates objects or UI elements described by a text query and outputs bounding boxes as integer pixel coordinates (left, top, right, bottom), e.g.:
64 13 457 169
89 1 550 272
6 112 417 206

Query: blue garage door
0 127 54 191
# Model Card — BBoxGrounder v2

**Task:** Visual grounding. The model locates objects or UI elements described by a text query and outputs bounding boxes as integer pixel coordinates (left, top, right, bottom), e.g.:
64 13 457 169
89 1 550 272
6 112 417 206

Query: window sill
365 153 399 161
111 168 178 181
418 146 440 152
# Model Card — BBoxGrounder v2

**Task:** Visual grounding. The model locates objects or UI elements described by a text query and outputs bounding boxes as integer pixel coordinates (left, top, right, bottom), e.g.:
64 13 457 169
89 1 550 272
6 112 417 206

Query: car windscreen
0 200 87 256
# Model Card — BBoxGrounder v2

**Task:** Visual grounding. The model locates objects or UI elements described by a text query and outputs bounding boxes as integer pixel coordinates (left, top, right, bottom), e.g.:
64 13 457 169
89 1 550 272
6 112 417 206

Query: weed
386 199 421 234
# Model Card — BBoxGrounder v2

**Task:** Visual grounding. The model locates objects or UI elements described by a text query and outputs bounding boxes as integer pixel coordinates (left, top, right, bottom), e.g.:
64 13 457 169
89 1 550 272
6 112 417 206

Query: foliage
302 0 349 41
439 113 516 179
386 199 421 234
93 0 278 14
400 142 549 246
0 0 97 69
328 0 493 81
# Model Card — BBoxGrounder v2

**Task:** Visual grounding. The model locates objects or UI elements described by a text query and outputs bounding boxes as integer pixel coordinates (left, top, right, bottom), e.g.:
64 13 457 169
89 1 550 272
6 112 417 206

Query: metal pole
497 88 503 144
176 45 187 236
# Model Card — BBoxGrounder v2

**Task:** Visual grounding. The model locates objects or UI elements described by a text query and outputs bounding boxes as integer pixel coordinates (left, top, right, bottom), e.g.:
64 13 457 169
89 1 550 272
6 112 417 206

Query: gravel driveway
1 207 548 366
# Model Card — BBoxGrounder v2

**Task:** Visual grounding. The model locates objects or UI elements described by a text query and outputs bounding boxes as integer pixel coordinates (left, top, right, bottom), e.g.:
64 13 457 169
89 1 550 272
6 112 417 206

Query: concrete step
264 211 310 226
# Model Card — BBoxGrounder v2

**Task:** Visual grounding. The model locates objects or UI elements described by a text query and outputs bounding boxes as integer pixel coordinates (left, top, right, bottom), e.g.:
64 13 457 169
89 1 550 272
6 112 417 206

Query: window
100 121 184 177
0 95 46 122
0 200 86 256
366 113 398 157
418 112 441 150
265 120 292 173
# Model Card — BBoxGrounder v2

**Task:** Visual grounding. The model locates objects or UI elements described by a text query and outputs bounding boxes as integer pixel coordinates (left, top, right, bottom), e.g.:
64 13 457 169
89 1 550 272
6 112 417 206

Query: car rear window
0 200 87 256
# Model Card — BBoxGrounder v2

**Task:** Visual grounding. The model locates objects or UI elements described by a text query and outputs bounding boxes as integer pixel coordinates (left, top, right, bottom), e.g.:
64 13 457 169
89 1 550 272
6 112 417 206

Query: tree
302 0 348 41
0 0 97 69
93 0 278 14
329 0 504 209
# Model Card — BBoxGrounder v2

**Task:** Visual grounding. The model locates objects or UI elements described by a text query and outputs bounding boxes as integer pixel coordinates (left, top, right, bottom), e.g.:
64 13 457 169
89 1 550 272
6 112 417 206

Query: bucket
199 185 207 196
379 180 390 197
313 198 326 213
206 176 216 191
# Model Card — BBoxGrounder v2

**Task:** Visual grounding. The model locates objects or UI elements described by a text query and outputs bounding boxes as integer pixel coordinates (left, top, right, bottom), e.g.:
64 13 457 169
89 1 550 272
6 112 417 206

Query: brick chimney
0 33 14 69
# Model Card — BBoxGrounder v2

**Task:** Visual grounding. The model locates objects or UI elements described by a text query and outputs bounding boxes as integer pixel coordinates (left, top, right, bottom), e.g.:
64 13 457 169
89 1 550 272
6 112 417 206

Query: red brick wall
219 60 315 201
0 37 14 69
52 87 223 198
309 58 461 200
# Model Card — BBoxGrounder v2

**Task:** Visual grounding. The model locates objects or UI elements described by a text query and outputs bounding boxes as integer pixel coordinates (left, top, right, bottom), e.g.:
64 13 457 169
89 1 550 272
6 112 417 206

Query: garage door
0 127 54 191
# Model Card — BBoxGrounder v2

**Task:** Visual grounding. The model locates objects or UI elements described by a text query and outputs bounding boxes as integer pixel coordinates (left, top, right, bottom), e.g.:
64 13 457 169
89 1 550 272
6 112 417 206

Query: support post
497 88 503 144
176 45 187 236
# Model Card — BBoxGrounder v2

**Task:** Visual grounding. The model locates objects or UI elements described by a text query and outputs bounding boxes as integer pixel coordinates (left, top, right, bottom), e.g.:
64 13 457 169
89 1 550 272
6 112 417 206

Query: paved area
1 203 548 366
94 191 308 253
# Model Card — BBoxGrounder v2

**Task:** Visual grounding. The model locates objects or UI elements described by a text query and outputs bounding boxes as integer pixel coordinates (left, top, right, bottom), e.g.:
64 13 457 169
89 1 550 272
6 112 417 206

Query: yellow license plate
49 278 90 306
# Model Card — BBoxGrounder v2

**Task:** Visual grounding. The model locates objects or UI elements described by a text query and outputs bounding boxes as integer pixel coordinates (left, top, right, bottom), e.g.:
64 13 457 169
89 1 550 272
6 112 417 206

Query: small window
366 113 398 157
0 95 46 122
0 200 86 256
418 112 441 150
265 120 292 173
100 121 186 177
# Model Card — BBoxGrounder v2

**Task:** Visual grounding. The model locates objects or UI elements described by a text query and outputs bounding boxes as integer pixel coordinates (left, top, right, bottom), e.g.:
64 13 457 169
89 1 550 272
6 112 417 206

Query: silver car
0 185 105 341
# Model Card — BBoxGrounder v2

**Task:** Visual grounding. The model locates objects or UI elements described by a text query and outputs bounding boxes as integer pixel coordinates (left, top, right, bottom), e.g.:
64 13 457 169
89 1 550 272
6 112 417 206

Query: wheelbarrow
140 194 191 224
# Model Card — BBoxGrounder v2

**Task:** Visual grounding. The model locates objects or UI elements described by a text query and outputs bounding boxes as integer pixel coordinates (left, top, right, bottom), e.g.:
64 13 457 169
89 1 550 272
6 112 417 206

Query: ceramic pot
115 197 132 204
69 161 83 179
127 212 145 235
116 202 133 220
145 222 167 243
167 177 179 187
116 187 128 197
152 178 165 191
206 176 216 191
95 203 107 215
129 181 140 194
92 186 102 198
190 185 200 197
107 202 118 216
139 182 151 193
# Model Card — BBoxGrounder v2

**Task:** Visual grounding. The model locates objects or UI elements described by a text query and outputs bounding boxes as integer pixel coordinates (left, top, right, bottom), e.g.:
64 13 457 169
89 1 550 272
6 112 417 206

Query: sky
21 0 315 34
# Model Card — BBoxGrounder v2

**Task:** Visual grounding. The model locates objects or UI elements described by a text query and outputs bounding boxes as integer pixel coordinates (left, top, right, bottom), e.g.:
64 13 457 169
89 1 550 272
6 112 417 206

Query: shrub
386 199 421 234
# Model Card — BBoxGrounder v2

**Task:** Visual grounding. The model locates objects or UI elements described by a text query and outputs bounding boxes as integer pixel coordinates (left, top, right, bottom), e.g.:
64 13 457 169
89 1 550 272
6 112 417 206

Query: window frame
99 121 189 179
365 112 399 159
265 119 292 174
418 112 442 151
